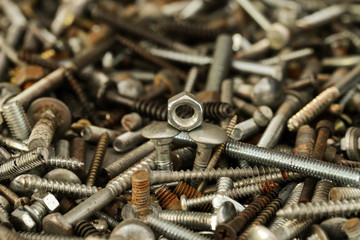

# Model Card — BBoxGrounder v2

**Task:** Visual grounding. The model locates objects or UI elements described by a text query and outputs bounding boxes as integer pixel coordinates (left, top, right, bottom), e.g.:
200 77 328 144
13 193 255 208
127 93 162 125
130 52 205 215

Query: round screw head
215 201 237 227
266 22 291 50
247 225 277 240
253 106 273 127
142 121 180 145
27 97 71 138
188 123 227 146
110 218 155 240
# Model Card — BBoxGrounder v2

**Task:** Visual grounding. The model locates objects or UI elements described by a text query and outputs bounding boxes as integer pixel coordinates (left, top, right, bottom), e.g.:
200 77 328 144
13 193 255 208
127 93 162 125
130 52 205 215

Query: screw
173 181 211 212
288 63 360 131
260 48 314 65
145 215 210 240
80 125 121 144
92 211 120 230
231 106 273 141
42 152 157 235
45 156 84 171
0 134 29 152
232 97 257 116
184 67 199 93
329 187 360 201
70 137 87 181
154 185 181 211
86 132 109 186
113 129 145 153
171 147 196 171
121 112 143 131
102 141 155 180
27 97 71 149
214 188 279 240
158 201 236 231
0 204 11 228
0 184 29 209
1 101 31 140
277 199 360 220
343 218 360 240
74 220 102 238
142 121 180 171
13 175 99 198
188 123 227 187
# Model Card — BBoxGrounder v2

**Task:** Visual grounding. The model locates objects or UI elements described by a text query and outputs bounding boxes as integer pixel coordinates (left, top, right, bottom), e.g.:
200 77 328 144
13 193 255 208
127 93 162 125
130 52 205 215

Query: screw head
266 22 291 50
253 106 273 127
27 97 71 138
42 212 73 235
247 225 278 240
110 218 155 240
142 121 180 145
188 123 227 146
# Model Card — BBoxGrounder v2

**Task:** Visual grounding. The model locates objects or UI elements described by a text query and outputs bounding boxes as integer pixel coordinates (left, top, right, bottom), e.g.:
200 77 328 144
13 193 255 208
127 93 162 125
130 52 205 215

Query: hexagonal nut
167 91 203 131
31 192 59 212
10 208 36 232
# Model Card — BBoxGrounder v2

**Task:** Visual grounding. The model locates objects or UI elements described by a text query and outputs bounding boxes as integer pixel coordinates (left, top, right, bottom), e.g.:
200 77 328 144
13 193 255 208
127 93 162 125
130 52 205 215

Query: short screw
146 215 210 240
1 101 31 140
142 121 180 171
154 185 181 211
27 97 71 149
329 187 360 201
86 132 109 186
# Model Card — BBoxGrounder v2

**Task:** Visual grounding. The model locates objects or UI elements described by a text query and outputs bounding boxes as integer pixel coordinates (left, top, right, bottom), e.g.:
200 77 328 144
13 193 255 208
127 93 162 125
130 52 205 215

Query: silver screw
1 101 31 140
113 129 145 153
329 187 360 201
142 121 180 171
184 67 199 93
44 156 84 171
13 174 98 198
145 214 210 240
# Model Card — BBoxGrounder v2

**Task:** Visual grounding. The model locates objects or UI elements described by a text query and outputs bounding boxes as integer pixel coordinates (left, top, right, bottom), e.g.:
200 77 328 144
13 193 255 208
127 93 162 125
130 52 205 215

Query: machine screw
1 101 31 140
329 187 360 201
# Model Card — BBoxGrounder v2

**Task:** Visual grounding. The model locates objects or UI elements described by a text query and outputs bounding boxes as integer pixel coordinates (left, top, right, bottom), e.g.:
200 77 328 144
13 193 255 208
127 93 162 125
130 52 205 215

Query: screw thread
154 185 181 210
74 220 101 237
277 199 360 220
151 165 272 184
171 147 196 170
203 102 234 121
0 224 23 240
0 205 11 227
329 187 360 201
28 114 57 149
225 139 360 187
311 180 335 202
103 141 154 179
86 132 109 186
215 189 279 239
131 169 150 216
45 157 84 170
272 144 294 154
106 152 157 196
173 181 211 212
29 201 48 220
14 175 98 198
92 211 120 229
0 147 47 181
216 177 233 194
133 100 167 121
2 101 31 140
274 219 313 239
239 198 282 240
146 215 210 240
287 86 341 131
269 182 304 231
233 170 302 188
260 48 314 65
158 210 213 231
19 231 83 240
149 48 211 65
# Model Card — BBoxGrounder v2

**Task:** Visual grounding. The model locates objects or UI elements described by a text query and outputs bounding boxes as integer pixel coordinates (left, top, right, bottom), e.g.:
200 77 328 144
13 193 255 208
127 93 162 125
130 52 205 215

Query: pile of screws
1 0 360 239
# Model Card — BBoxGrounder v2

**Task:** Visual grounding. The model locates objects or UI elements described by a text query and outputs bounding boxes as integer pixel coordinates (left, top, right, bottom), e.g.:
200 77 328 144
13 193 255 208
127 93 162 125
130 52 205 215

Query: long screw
86 132 109 186
0 184 29 209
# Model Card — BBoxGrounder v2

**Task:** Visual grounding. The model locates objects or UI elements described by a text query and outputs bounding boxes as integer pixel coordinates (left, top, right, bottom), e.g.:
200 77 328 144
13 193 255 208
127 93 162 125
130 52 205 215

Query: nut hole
175 104 195 119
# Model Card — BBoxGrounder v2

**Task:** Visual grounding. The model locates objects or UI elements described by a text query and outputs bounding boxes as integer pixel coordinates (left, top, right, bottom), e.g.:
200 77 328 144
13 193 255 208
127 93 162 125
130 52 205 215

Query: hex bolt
13 175 99 199
205 34 232 93
188 123 227 187
343 218 360 240
113 129 145 153
86 132 109 186
11 192 59 232
1 101 31 140
42 152 157 235
214 188 279 240
231 106 273 141
0 147 48 181
329 187 360 201
142 121 180 171
288 63 360 131
180 181 277 210
146 215 210 240
158 202 236 231
277 199 360 220
102 141 155 180
27 97 71 150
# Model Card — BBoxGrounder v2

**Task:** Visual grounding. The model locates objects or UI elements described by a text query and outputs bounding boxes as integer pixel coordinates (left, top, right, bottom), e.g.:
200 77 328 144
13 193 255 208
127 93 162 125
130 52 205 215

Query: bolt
142 121 180 171
277 199 360 220
145 215 210 240
288 63 360 131
13 175 99 198
329 187 360 201
231 106 273 140
101 141 155 180
1 101 31 140
42 152 157 235
27 97 71 149
86 132 109 186
188 123 227 187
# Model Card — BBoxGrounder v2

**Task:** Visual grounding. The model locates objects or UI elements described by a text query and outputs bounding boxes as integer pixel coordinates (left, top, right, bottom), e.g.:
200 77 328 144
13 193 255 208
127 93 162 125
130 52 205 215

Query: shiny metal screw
1 101 31 140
